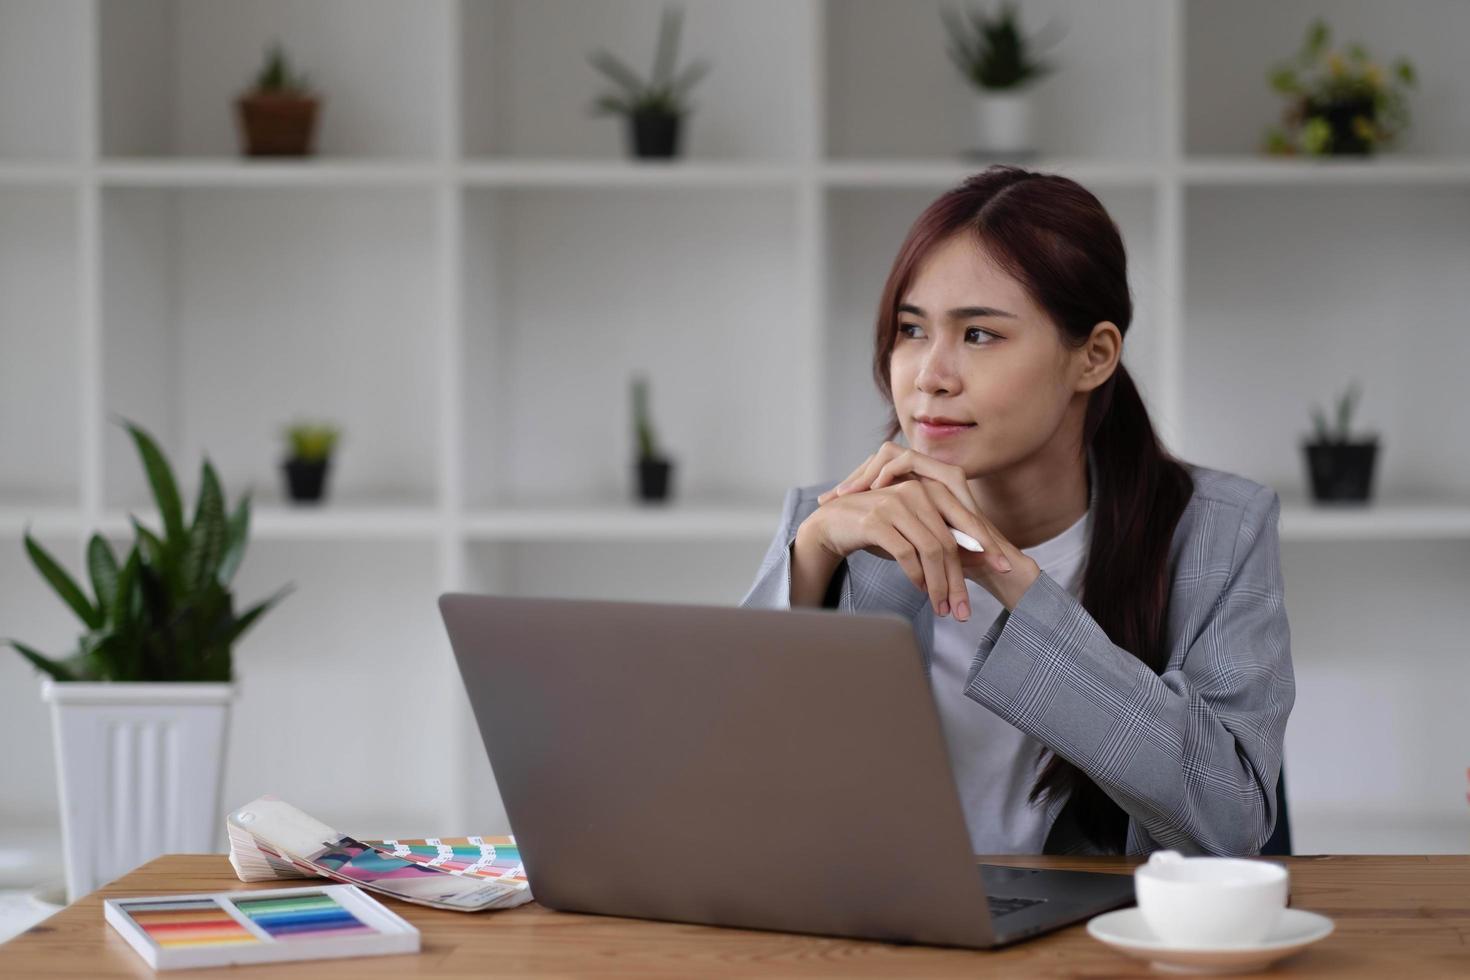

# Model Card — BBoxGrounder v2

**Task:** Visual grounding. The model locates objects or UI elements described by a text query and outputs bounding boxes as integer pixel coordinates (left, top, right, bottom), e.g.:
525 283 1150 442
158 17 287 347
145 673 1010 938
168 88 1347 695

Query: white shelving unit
2 0 1468 853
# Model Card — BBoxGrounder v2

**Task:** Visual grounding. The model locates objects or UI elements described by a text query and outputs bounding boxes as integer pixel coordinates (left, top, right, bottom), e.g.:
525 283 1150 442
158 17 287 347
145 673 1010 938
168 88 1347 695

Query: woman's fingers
904 481 972 620
922 477 1016 575
877 492 955 620
871 449 982 516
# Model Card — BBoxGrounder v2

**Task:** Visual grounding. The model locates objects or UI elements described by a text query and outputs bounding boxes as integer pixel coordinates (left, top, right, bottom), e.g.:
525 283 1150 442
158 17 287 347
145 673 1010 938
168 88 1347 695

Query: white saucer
1086 906 1334 975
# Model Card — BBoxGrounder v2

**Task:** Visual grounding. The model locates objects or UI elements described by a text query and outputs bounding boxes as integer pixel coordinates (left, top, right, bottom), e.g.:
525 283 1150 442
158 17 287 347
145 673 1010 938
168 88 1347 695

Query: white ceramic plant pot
973 88 1036 155
40 680 235 902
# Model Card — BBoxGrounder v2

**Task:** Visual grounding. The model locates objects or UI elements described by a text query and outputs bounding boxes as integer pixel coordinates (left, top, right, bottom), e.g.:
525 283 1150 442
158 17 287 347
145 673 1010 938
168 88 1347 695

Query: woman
739 165 1294 858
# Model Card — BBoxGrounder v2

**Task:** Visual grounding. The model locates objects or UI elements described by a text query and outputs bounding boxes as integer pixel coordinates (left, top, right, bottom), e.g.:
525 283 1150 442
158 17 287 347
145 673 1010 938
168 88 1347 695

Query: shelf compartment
99 0 451 160
99 185 443 513
0 187 81 512
460 184 807 510
0 0 85 162
1184 0 1470 158
824 0 1162 163
458 0 812 161
221 538 453 836
1182 183 1470 498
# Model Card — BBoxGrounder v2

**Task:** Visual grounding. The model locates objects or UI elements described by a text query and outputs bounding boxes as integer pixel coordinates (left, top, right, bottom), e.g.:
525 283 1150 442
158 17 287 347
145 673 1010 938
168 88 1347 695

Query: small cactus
632 375 661 460
1309 380 1366 443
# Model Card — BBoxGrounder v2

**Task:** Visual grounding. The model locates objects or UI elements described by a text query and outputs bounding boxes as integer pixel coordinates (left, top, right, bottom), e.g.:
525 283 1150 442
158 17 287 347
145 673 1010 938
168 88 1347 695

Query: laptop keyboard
987 894 1047 918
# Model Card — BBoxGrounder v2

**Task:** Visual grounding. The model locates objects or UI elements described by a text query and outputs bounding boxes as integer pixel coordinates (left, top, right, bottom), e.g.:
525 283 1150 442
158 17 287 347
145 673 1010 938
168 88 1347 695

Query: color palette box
104 884 419 970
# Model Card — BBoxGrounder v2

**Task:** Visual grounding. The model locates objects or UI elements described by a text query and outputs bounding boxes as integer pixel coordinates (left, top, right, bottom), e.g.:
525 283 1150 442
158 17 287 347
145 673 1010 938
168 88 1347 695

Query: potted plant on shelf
632 374 675 503
236 39 321 157
1262 18 1417 157
588 3 711 159
940 0 1063 159
1302 380 1380 504
282 421 340 504
5 417 291 902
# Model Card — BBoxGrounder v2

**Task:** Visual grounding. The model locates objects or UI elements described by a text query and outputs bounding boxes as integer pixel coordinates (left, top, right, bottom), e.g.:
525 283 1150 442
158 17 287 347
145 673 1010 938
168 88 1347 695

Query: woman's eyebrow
898 302 1018 319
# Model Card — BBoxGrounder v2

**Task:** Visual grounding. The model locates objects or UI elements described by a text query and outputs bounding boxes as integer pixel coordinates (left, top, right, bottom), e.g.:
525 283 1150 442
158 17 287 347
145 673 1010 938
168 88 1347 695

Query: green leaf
7 638 76 682
224 584 294 648
111 549 141 627
589 48 647 98
118 417 187 550
1300 18 1329 63
24 531 103 630
184 459 228 590
131 515 181 597
651 4 683 89
217 493 251 586
87 534 120 616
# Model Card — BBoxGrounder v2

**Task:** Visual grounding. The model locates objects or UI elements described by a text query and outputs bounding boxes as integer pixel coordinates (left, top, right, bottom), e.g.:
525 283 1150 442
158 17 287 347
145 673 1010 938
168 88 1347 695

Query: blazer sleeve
962 484 1294 856
738 486 856 612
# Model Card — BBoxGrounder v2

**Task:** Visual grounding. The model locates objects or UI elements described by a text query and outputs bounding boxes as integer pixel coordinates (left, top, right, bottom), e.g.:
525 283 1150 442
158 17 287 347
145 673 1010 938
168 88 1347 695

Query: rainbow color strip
233 891 375 941
123 897 259 948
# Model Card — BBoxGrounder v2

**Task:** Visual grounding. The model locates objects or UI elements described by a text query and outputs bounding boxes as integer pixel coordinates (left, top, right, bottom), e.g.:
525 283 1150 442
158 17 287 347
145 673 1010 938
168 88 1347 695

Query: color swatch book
227 794 532 912
104 884 419 971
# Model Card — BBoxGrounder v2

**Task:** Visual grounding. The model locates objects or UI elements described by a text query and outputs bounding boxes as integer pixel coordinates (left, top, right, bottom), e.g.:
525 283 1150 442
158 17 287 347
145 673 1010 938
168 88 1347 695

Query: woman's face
890 232 1088 475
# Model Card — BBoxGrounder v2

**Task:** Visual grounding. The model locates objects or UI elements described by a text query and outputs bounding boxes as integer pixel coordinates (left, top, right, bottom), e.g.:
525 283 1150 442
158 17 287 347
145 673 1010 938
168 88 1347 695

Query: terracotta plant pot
236 93 320 157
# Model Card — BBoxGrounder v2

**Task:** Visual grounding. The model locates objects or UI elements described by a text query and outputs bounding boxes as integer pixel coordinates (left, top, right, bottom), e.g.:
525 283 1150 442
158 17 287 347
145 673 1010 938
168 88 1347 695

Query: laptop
438 592 1136 949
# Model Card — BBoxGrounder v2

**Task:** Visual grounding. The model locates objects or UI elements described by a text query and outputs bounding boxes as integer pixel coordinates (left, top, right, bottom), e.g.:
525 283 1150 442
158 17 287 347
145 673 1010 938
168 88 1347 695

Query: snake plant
7 418 291 682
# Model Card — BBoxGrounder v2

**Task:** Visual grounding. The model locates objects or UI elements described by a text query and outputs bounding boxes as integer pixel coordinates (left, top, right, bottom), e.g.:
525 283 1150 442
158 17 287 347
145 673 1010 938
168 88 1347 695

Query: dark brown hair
871 164 1195 852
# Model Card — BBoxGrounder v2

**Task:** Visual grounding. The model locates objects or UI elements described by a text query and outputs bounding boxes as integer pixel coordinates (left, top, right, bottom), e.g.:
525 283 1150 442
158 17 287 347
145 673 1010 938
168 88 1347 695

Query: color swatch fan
226 795 533 911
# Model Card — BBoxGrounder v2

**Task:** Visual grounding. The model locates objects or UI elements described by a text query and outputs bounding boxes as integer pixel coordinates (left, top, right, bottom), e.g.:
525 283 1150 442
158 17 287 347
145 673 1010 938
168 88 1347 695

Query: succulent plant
250 39 312 95
632 375 662 460
1309 380 1370 444
7 418 291 683
284 421 340 462
940 0 1061 91
588 3 710 118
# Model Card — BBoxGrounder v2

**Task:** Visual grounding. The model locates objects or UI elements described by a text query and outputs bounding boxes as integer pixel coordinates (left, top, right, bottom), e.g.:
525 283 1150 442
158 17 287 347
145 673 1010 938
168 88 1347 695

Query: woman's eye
897 323 995 345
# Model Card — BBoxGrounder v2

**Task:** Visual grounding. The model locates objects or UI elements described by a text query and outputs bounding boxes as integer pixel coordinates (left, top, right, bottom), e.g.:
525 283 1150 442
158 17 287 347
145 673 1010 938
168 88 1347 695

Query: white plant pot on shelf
40 679 235 903
972 87 1037 156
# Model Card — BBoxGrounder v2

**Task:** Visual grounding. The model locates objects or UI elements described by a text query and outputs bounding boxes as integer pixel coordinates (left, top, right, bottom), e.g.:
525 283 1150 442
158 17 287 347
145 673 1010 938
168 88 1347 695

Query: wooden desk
1 853 1466 977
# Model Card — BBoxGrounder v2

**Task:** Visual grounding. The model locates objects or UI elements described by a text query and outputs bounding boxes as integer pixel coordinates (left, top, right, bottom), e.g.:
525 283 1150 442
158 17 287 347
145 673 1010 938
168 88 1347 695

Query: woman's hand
814 442 1040 612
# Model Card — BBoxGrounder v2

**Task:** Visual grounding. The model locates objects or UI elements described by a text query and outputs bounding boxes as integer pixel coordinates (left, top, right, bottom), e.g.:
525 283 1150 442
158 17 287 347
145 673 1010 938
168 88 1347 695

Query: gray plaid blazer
738 452 1294 856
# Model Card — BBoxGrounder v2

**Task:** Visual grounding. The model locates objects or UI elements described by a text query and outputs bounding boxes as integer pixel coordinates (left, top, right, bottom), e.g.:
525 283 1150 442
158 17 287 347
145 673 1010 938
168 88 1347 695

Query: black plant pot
1306 96 1376 155
627 110 682 158
1302 440 1378 503
283 457 331 503
636 457 674 502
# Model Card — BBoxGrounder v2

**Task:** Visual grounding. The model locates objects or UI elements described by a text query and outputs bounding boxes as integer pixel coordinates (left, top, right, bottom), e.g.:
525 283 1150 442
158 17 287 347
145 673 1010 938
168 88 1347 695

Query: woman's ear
1076 320 1123 392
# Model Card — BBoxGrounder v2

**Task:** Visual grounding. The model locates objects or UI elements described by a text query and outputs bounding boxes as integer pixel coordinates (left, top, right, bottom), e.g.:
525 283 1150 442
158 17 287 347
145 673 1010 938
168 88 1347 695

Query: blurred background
2 0 1468 935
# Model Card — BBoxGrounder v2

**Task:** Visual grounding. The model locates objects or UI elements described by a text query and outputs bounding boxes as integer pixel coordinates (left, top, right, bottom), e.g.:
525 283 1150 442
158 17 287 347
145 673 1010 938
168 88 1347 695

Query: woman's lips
917 420 976 438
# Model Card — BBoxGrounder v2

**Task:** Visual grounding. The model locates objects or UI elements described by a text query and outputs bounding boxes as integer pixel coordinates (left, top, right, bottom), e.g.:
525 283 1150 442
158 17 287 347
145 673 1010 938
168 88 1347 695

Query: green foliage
588 3 711 118
1309 380 1367 443
940 0 1059 91
6 417 292 683
251 39 312 95
631 374 661 460
1262 17 1416 155
283 421 340 462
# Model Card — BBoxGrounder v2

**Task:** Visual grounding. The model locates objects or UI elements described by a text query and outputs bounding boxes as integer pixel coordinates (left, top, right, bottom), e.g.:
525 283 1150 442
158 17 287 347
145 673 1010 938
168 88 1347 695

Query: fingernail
957 601 970 620
996 557 1013 573
939 600 949 616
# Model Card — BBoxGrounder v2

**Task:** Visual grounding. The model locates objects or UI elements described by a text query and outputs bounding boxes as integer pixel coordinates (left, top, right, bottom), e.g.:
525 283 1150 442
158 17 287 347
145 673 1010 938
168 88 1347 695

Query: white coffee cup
1133 850 1289 947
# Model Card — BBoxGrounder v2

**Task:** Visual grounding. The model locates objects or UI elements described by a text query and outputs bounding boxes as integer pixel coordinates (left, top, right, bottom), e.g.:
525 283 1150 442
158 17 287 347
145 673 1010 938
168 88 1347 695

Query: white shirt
928 505 1092 854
